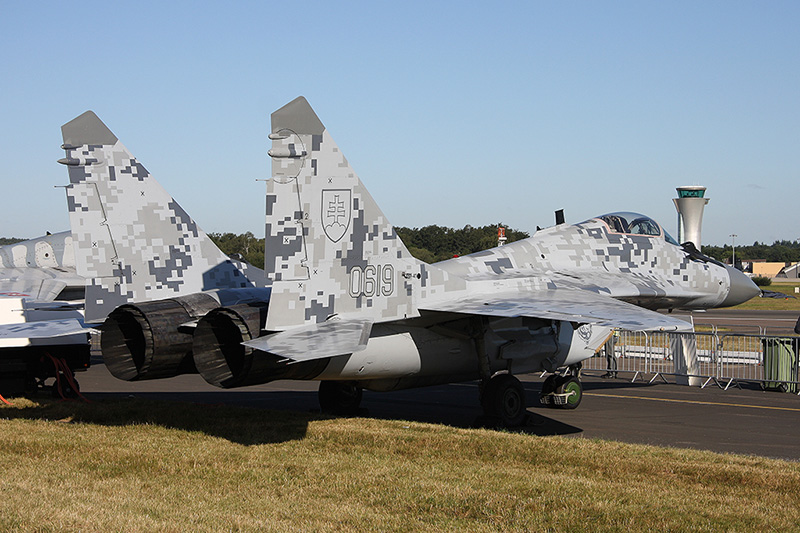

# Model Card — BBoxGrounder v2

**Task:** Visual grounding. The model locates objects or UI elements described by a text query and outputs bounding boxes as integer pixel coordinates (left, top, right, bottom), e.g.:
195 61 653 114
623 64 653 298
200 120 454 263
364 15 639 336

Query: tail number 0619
349 265 395 298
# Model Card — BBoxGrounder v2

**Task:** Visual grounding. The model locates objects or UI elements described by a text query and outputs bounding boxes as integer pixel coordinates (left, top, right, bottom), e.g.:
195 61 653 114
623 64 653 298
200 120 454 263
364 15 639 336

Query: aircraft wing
420 288 692 331
242 319 373 361
0 319 90 339
0 278 68 302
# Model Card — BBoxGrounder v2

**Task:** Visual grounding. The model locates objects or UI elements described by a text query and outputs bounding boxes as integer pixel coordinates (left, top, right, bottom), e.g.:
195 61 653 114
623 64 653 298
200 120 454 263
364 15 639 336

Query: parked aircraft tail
263 97 450 331
59 111 266 323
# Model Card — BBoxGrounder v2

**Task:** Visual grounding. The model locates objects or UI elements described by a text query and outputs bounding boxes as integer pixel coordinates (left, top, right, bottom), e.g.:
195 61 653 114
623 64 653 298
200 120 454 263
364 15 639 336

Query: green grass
731 281 800 311
2 398 800 531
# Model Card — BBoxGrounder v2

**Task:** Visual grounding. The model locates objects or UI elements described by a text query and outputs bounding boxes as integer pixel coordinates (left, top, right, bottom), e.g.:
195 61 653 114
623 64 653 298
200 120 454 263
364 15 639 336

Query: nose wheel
540 373 583 409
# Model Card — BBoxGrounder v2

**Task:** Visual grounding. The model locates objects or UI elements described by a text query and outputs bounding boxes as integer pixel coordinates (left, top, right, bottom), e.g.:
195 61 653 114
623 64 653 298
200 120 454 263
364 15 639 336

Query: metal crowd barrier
582 329 800 394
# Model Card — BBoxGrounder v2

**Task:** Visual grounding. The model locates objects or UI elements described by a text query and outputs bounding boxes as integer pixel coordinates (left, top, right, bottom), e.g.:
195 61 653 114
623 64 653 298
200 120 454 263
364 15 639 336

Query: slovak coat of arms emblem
321 189 352 242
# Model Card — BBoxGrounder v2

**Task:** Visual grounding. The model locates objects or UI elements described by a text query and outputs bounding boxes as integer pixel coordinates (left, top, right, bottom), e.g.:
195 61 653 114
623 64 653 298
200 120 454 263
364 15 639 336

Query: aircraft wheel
481 374 527 427
318 381 363 415
555 377 582 409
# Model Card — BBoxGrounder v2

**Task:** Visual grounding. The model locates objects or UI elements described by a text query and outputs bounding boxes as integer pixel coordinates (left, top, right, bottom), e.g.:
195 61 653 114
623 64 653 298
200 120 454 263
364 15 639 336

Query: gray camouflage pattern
0 318 87 339
0 231 82 301
0 231 89 345
243 318 372 361
435 219 729 310
263 97 752 342
59 111 267 322
49 97 760 392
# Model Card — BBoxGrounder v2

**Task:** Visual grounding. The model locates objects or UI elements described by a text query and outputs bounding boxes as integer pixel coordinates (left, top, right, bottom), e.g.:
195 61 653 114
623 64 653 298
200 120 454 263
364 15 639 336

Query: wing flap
242 319 373 362
421 289 691 331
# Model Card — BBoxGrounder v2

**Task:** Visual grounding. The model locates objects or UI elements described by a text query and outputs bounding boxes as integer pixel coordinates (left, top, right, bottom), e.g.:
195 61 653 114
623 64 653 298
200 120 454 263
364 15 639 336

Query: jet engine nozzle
192 304 326 388
100 293 220 381
193 304 268 388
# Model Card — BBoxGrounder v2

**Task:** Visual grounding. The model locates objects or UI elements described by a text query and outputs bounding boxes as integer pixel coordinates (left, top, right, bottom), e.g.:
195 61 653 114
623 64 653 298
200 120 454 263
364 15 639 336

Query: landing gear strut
318 380 363 415
540 365 583 409
481 373 527 427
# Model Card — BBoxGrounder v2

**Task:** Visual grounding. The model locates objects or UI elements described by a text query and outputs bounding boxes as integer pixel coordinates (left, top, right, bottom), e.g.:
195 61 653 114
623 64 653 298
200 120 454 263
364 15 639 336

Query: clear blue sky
1 1 798 247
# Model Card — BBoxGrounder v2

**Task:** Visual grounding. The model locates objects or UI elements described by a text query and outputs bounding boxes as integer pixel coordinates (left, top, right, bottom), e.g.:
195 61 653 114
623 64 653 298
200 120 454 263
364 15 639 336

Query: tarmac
75 358 800 462
674 308 800 335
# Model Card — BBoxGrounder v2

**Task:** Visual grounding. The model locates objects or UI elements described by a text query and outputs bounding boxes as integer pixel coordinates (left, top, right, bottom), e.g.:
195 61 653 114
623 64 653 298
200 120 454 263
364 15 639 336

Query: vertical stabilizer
264 97 426 330
60 111 265 322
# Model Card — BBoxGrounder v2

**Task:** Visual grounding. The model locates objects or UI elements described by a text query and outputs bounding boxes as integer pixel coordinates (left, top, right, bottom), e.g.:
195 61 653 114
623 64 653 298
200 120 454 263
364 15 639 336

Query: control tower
673 186 709 249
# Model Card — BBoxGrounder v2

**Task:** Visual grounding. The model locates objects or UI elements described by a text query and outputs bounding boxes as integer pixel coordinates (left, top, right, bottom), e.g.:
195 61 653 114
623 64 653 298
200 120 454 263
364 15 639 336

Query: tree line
208 229 800 268
394 224 529 263
702 240 800 264
208 225 529 267
3 231 798 267
208 232 266 268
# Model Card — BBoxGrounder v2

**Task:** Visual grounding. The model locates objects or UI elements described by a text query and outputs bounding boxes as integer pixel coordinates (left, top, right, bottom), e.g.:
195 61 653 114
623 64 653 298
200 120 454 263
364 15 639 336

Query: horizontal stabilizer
0 319 90 339
242 319 373 362
0 279 68 302
422 289 692 332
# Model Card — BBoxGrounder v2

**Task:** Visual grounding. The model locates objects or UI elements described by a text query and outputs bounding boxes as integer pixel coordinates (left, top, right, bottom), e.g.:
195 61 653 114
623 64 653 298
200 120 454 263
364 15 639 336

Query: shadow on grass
3 367 621 443
1 390 586 441
0 396 316 446
352 382 585 436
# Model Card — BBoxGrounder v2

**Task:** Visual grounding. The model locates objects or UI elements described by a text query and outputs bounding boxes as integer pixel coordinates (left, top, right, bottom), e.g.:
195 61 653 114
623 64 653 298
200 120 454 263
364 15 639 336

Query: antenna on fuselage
555 209 565 225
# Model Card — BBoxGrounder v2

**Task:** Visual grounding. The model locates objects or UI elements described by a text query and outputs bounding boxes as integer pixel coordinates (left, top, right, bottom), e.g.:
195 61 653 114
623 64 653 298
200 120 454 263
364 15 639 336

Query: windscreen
591 212 677 244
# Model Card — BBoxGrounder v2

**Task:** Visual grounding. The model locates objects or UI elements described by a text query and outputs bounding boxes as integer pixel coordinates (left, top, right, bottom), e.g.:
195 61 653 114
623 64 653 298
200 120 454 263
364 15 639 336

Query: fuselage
435 212 758 311
0 231 84 302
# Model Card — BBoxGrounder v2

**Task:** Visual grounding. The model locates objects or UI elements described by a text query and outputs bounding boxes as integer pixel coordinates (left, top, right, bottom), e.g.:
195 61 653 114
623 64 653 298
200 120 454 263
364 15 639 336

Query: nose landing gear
540 365 583 409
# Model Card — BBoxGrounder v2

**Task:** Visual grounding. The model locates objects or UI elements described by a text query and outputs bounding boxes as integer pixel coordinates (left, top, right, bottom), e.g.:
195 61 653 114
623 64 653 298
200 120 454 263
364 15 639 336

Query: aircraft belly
481 319 612 372
316 326 476 381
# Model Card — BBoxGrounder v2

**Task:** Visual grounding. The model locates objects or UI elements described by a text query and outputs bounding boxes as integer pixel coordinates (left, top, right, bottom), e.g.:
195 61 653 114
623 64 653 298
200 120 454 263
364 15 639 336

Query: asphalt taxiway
74 360 800 461
674 309 800 335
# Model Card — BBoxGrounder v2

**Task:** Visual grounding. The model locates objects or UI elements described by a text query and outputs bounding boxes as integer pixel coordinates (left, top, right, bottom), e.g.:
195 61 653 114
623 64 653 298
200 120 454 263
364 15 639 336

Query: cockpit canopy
591 212 679 245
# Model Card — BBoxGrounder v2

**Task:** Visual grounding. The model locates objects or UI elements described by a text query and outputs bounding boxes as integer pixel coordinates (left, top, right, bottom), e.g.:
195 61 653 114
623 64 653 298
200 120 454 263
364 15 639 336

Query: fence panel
581 329 800 394
583 331 652 381
716 334 799 392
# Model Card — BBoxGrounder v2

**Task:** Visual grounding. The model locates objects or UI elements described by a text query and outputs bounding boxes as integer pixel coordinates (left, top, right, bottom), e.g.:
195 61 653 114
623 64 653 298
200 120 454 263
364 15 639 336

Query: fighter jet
0 231 90 394
61 100 760 426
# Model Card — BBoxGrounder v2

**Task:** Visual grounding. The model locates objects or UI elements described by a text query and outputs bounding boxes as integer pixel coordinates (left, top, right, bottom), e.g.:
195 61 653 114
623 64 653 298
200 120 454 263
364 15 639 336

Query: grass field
732 281 800 311
2 398 799 532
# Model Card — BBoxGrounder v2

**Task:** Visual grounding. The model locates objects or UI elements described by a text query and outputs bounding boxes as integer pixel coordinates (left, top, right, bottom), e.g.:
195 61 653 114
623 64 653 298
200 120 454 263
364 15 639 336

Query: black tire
555 376 582 409
318 381 363 414
481 374 527 427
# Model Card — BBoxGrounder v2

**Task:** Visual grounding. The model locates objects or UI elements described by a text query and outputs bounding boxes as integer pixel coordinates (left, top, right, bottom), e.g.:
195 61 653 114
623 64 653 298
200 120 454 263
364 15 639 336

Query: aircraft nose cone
722 266 761 307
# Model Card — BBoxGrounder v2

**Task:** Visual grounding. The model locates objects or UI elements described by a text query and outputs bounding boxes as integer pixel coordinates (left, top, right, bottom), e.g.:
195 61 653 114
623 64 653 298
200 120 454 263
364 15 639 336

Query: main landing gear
539 365 583 409
318 380 363 415
480 373 528 427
